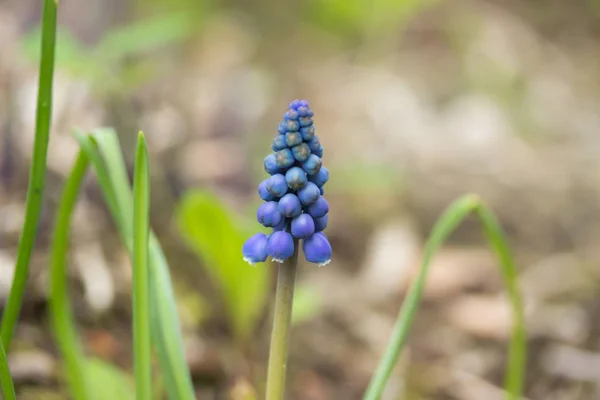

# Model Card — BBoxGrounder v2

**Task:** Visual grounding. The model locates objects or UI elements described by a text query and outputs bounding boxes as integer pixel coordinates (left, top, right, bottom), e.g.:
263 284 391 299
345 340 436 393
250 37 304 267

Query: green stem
0 338 16 400
266 240 299 400
49 150 90 400
133 133 152 400
363 194 526 400
1 0 58 349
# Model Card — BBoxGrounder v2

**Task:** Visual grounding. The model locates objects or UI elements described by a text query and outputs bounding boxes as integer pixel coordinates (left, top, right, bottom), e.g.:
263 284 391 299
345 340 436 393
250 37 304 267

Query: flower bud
298 116 313 127
258 179 276 201
284 119 300 132
277 193 302 218
307 136 321 153
285 131 303 147
277 122 287 134
300 126 315 141
291 214 315 239
297 182 320 206
297 106 310 117
314 215 328 232
267 231 295 262
292 143 311 162
284 109 299 120
313 144 323 158
275 149 295 169
242 233 269 264
285 167 307 191
302 154 322 175
308 166 328 187
305 196 329 219
272 217 289 231
257 201 283 227
303 232 332 266
264 154 280 175
271 134 287 151
266 174 288 197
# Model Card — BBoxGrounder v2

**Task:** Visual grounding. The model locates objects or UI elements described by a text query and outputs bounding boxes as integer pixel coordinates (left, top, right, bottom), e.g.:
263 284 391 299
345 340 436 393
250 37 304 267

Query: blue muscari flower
303 232 332 266
266 174 288 197
275 149 295 169
258 179 276 201
300 126 315 141
302 154 322 175
272 134 287 151
292 143 311 162
313 145 323 158
314 215 328 232
264 154 280 175
243 99 331 265
307 136 321 153
277 193 302 218
242 233 269 264
297 182 320 206
285 167 307 191
257 201 283 227
308 166 328 187
267 231 295 263
305 196 329 219
291 214 315 239
285 131 303 147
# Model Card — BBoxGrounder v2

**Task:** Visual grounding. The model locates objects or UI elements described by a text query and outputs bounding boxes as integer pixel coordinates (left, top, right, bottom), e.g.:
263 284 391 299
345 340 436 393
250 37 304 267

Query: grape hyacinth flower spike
242 100 332 400
242 99 332 267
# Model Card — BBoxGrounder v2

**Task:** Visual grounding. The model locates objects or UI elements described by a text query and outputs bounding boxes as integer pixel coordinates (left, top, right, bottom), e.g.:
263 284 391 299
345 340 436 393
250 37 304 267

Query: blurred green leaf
292 286 322 325
93 12 195 62
176 190 270 342
86 358 134 400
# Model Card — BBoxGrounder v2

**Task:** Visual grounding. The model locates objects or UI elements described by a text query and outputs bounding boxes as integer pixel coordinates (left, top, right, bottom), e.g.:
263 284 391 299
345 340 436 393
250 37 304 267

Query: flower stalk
266 240 299 400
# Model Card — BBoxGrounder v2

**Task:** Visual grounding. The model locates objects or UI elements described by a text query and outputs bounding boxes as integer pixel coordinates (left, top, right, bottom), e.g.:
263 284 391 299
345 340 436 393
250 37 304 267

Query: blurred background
2 0 600 398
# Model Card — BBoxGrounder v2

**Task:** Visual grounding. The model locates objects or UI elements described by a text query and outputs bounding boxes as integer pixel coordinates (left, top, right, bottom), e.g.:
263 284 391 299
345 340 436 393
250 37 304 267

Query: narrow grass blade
133 133 152 400
75 130 195 400
49 150 91 400
0 338 16 400
363 194 526 400
1 0 58 349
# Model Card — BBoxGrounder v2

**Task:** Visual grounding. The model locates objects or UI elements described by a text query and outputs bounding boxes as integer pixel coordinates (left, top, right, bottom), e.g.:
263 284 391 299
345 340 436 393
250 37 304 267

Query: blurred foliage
176 190 270 344
307 0 439 41
292 286 322 325
20 12 199 95
85 358 134 400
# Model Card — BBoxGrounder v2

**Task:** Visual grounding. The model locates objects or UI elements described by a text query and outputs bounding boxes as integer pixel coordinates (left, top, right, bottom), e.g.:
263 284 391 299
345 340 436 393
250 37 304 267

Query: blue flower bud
291 214 315 239
267 231 295 262
285 167 307 190
297 182 320 206
277 122 287 134
271 134 287 151
307 136 321 153
275 149 295 169
313 144 323 158
302 154 322 175
314 214 328 232
258 179 276 201
289 99 302 109
272 217 289 231
300 126 315 141
242 233 269 264
266 174 288 197
292 143 311 162
308 166 328 187
320 187 324 195
264 154 280 175
298 116 313 127
285 131 303 147
297 106 310 117
303 232 332 266
305 196 329 218
277 193 302 218
285 119 300 132
284 110 299 120
257 201 283 227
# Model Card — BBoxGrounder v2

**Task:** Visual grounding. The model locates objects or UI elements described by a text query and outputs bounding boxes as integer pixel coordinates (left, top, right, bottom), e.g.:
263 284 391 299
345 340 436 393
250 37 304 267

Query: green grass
1 0 58 349
363 194 526 400
49 150 91 400
0 339 15 400
133 133 152 399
